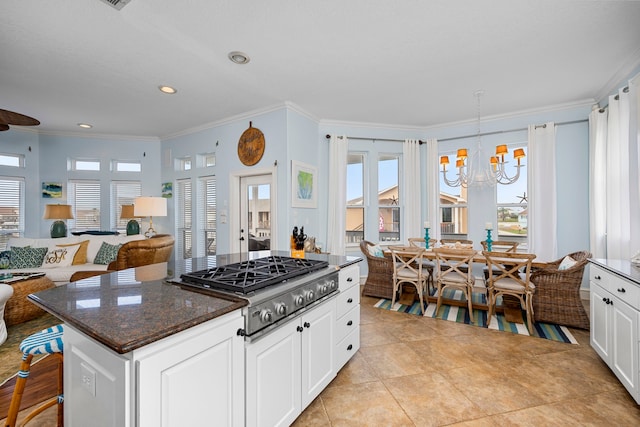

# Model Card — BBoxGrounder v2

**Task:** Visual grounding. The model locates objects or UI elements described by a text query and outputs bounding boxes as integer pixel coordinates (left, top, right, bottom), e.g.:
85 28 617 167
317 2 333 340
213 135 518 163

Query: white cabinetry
245 297 336 427
335 264 360 370
64 310 245 427
590 264 640 404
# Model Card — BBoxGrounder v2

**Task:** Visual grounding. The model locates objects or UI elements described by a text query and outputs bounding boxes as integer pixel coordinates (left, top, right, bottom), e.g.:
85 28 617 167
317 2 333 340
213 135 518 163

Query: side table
3 276 55 326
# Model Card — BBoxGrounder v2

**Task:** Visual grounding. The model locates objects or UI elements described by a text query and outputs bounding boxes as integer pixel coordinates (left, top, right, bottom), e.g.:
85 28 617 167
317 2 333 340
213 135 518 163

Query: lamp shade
120 204 141 219
134 197 167 217
43 204 74 220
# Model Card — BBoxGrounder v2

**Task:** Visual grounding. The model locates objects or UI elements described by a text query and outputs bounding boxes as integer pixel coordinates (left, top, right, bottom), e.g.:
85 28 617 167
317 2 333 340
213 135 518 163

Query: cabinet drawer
339 264 359 292
336 307 360 343
335 327 360 371
591 265 640 308
337 285 360 319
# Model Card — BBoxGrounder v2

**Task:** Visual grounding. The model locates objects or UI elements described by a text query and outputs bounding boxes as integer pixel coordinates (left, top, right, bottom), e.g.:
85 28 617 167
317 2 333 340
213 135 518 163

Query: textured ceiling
1 0 639 138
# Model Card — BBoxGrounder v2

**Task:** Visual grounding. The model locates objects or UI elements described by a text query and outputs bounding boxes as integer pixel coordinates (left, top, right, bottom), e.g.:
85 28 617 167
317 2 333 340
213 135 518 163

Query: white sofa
3 234 146 286
0 283 13 345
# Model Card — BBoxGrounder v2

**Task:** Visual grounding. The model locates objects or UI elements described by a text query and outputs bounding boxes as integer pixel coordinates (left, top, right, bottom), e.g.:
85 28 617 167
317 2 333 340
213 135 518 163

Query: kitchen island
28 251 361 427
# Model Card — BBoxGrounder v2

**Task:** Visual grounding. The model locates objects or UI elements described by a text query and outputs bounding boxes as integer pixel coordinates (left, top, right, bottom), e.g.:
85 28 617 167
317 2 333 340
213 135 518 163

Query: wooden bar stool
4 324 64 427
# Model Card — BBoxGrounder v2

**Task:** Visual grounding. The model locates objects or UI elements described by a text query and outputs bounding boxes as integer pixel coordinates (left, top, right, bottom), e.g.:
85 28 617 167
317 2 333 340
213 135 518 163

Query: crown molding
594 46 640 103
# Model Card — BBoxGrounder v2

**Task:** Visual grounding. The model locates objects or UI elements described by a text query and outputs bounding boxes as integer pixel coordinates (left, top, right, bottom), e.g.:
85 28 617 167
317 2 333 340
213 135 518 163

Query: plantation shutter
69 180 101 230
111 181 142 230
176 179 192 259
0 177 24 249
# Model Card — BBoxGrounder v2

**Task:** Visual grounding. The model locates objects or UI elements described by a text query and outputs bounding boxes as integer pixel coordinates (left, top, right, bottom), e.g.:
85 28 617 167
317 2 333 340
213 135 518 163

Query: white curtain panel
528 122 557 262
326 135 347 255
426 138 441 242
402 139 421 238
589 106 608 259
606 88 631 259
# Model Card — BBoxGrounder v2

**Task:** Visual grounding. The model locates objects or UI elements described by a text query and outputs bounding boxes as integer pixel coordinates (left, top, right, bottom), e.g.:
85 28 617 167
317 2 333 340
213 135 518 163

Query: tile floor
5 293 640 426
293 293 640 426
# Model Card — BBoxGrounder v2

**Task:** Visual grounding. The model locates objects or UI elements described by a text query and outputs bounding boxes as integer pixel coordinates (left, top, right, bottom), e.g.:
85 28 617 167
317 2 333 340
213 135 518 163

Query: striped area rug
374 288 578 344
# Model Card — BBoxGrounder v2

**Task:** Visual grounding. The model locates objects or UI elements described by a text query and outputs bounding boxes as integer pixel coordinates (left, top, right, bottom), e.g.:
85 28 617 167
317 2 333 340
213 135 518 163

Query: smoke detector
98 0 131 10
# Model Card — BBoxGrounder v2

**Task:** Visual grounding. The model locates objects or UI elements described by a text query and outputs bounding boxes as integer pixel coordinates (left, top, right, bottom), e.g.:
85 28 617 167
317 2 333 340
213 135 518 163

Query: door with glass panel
239 174 272 254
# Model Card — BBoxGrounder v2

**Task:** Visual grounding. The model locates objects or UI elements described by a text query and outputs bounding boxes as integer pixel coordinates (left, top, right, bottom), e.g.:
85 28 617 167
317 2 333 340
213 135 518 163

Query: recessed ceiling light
77 123 93 129
158 85 177 94
228 51 250 65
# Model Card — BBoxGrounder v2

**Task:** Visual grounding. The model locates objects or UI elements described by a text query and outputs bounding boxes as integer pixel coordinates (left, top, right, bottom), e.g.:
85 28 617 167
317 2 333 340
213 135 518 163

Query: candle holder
485 228 493 252
424 227 430 249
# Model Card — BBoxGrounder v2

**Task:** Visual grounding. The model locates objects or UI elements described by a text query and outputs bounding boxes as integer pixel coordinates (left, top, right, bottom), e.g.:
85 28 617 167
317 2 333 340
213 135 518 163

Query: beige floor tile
359 342 431 379
319 381 414 426
384 372 487 426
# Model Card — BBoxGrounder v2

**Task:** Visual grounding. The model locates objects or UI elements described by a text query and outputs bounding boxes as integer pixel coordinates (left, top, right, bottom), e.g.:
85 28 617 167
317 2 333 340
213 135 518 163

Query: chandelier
440 90 525 188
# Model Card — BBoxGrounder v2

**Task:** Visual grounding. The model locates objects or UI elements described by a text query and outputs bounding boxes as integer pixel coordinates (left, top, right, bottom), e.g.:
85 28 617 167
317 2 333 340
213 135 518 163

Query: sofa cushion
57 240 90 265
94 242 123 265
42 244 81 268
85 234 145 263
0 250 11 269
10 246 48 269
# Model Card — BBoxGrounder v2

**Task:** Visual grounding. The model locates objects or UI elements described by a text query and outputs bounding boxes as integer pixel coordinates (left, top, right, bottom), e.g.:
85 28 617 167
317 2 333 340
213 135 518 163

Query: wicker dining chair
360 240 395 299
483 251 537 334
530 250 592 330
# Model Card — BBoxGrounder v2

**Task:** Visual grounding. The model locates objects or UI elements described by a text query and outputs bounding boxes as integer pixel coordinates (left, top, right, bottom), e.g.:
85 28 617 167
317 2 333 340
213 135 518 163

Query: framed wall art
291 160 317 208
42 182 62 198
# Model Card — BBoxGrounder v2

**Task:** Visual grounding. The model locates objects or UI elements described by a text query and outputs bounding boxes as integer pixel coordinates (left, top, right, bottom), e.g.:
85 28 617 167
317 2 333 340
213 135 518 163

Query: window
197 153 216 168
0 153 24 168
0 177 24 250
496 144 528 249
176 179 192 259
199 176 216 255
71 159 100 171
68 180 101 230
378 155 400 242
113 161 142 172
176 157 192 171
346 153 365 244
111 181 141 231
439 151 468 239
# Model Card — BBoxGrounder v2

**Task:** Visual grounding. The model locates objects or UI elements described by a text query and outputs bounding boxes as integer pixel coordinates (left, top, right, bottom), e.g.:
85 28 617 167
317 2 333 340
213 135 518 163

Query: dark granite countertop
29 262 247 354
589 258 640 286
28 252 362 354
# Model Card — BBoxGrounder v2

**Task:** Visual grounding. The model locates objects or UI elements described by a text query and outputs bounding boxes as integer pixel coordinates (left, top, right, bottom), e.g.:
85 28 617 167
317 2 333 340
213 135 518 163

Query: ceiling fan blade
0 124 10 131
0 109 40 126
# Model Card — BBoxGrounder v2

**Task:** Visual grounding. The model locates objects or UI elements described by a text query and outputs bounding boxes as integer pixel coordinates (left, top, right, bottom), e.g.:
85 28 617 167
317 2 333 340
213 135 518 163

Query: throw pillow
57 240 90 265
41 244 81 269
367 244 384 258
94 242 123 265
0 251 11 269
9 246 48 269
558 255 577 271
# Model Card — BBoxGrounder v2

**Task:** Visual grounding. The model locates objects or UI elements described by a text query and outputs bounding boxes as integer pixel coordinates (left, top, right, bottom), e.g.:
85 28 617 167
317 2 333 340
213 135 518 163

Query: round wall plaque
238 122 265 166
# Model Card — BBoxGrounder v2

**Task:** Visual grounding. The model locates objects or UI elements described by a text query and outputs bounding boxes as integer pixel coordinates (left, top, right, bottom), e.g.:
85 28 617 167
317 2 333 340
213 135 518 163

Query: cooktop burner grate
179 255 329 294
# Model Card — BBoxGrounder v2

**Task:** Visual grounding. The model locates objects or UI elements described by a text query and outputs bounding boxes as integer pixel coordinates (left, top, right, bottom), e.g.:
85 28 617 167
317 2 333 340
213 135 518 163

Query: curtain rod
325 135 426 144
438 119 588 142
325 118 588 144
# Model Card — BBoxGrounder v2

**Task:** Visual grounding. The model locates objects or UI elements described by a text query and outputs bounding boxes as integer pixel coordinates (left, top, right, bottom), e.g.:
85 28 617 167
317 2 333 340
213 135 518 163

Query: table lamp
120 204 142 235
43 204 74 238
134 196 167 238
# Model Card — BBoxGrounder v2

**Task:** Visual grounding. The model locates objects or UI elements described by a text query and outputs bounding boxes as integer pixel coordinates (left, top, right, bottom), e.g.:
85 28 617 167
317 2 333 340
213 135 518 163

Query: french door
232 171 277 254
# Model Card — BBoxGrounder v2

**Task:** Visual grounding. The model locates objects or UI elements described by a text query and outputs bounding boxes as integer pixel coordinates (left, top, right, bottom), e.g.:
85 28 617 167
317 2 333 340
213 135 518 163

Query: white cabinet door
590 283 611 360
136 314 245 427
245 298 336 427
611 296 638 394
301 298 335 407
246 320 302 427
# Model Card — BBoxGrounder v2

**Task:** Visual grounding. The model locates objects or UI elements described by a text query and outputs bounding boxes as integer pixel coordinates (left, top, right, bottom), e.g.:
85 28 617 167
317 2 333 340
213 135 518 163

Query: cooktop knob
328 279 337 291
320 284 328 294
259 309 273 323
304 290 315 302
293 295 305 307
275 303 287 316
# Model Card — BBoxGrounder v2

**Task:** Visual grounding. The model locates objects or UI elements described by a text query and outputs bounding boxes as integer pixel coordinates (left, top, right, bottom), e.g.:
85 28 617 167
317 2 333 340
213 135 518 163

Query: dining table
383 246 545 320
